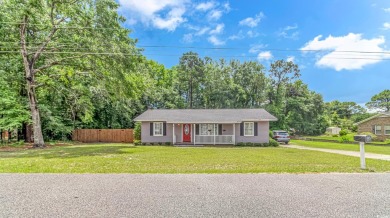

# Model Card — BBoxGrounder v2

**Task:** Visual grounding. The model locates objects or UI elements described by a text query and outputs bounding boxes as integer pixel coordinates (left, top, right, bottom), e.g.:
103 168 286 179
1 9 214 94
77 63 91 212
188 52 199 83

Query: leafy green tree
0 0 137 147
177 52 205 108
366 90 390 112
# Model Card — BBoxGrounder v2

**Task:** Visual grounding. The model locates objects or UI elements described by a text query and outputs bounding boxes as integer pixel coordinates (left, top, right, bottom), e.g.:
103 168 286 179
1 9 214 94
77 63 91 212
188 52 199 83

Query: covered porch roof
134 109 277 123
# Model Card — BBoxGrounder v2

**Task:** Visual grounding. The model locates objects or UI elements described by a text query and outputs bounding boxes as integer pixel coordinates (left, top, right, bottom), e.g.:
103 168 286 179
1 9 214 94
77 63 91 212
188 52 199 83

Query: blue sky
118 0 390 106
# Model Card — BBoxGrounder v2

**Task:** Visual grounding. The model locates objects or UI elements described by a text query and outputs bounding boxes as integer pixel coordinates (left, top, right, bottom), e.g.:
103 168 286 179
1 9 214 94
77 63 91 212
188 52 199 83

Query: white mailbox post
354 135 372 170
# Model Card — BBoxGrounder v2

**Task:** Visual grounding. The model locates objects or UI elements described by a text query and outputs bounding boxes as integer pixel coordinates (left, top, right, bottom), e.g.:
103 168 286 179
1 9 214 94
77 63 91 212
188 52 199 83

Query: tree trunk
20 16 45 148
27 78 45 147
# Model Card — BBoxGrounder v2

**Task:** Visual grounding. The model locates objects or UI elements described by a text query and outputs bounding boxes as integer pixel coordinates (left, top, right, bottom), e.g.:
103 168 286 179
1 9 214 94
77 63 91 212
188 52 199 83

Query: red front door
183 124 191 142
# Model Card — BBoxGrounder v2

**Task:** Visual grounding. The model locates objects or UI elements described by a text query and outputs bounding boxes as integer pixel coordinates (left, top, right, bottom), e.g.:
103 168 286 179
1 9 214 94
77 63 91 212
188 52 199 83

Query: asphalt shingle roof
134 109 277 123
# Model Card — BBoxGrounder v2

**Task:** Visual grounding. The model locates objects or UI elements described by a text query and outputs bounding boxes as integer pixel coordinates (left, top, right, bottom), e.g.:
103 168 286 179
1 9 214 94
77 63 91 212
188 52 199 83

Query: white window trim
375 125 382 135
153 122 163 136
199 124 218 136
385 126 390 135
244 122 254 136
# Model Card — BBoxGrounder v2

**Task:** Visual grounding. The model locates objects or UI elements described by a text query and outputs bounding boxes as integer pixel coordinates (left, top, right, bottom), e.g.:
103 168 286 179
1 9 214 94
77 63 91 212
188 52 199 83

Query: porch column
213 123 216 145
173 123 175 145
233 123 236 145
193 124 196 145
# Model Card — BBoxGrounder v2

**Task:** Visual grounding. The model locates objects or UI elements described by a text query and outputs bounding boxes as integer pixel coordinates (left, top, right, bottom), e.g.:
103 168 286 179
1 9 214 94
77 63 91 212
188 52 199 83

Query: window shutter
254 122 258 136
163 122 167 136
196 124 199 135
218 124 222 135
150 123 153 136
240 123 243 136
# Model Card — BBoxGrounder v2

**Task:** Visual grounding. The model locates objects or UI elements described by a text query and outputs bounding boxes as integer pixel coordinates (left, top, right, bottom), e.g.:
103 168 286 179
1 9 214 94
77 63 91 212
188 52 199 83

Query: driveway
281 144 390 161
1 174 390 217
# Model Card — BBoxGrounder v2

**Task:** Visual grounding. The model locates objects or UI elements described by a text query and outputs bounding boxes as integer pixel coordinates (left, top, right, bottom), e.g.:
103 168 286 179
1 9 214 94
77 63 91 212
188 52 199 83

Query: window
199 124 218 135
385 126 390 135
373 125 382 135
153 122 163 136
244 122 254 136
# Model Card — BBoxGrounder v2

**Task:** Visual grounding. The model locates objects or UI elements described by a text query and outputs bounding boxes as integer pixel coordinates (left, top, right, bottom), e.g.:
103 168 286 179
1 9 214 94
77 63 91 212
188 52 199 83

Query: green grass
292 140 390 155
1 143 390 173
307 134 390 145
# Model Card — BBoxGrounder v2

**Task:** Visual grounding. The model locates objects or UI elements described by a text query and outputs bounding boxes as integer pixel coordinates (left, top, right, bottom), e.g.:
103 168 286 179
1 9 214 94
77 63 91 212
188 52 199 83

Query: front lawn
1 144 390 173
292 140 390 155
306 134 390 145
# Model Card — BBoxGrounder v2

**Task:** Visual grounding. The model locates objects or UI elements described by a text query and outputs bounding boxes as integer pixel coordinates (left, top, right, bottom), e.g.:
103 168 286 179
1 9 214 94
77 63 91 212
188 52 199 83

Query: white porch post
233 123 236 145
213 123 216 145
193 124 196 145
173 123 175 145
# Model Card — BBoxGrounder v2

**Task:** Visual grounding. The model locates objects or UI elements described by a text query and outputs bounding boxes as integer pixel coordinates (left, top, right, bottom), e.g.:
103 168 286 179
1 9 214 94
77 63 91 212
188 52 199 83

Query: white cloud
118 0 187 31
182 33 193 43
247 30 260 38
301 33 389 71
257 51 273 61
239 12 264 28
384 8 390 13
196 2 215 11
287 56 295 62
209 23 224 35
228 31 245 40
208 10 223 20
208 35 225 45
196 27 210 36
249 44 266 54
384 22 390 30
278 24 299 40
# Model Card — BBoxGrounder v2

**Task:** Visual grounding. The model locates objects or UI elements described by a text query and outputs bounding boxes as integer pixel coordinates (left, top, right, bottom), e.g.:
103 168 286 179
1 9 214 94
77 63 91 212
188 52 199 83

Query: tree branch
20 16 31 77
34 55 86 73
31 1 67 69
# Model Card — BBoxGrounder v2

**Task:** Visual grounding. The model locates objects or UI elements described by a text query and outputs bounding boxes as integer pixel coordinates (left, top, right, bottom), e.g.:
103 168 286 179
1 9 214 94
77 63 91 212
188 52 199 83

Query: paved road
1 174 390 217
281 144 390 161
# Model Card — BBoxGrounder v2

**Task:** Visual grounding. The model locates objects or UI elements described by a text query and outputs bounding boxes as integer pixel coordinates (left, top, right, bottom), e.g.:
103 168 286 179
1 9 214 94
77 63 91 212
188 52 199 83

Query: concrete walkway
281 144 390 161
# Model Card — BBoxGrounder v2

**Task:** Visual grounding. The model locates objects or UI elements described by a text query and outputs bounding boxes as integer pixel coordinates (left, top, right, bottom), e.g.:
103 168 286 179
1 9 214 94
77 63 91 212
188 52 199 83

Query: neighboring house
355 112 390 141
326 127 341 135
133 109 277 145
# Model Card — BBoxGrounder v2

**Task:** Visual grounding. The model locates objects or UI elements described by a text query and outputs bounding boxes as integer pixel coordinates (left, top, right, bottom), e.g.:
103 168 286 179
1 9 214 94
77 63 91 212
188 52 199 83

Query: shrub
338 136 351 143
332 134 339 137
253 143 264 147
269 130 274 139
339 129 348 136
245 142 254 146
236 142 245 146
157 142 163 145
134 140 141 146
268 139 279 147
164 142 172 146
134 122 141 140
149 142 154 146
142 142 147 145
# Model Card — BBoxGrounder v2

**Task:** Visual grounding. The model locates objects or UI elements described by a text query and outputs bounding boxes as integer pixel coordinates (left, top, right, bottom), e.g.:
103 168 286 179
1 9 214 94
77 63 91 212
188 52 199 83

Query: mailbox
354 135 372 143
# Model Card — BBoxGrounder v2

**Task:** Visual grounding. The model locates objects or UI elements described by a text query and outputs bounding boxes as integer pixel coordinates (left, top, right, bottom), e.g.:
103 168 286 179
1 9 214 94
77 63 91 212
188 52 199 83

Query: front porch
172 123 236 145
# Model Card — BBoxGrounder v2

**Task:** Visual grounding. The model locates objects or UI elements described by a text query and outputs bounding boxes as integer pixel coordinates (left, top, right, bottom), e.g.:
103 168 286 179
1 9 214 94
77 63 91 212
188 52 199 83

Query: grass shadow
0 144 137 159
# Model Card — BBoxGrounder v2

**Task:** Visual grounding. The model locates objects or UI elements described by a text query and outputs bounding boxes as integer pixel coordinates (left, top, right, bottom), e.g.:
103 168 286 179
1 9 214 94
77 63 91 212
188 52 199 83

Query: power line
1 50 390 61
0 41 388 55
0 22 126 30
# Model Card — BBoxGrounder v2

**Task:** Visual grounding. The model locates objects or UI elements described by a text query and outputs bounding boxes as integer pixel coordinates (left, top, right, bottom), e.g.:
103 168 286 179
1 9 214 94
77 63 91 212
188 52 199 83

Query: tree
0 0 137 147
366 90 390 112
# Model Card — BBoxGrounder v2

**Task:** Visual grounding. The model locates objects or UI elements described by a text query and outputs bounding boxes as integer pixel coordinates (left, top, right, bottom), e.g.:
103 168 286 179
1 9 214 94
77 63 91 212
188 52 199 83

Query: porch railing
195 135 234 144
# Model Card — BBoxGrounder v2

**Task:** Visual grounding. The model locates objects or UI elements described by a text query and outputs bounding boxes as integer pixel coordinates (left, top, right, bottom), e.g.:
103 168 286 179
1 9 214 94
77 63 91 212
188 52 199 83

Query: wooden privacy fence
72 129 134 143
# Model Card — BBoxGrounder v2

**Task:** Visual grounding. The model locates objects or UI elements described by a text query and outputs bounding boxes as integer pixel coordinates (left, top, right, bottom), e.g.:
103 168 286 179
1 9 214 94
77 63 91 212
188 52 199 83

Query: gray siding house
134 109 277 145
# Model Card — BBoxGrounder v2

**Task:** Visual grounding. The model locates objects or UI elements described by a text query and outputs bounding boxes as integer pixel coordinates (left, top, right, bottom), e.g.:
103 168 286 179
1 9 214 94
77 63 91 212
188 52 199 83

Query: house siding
234 121 269 143
358 117 390 140
140 122 270 144
141 122 173 143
